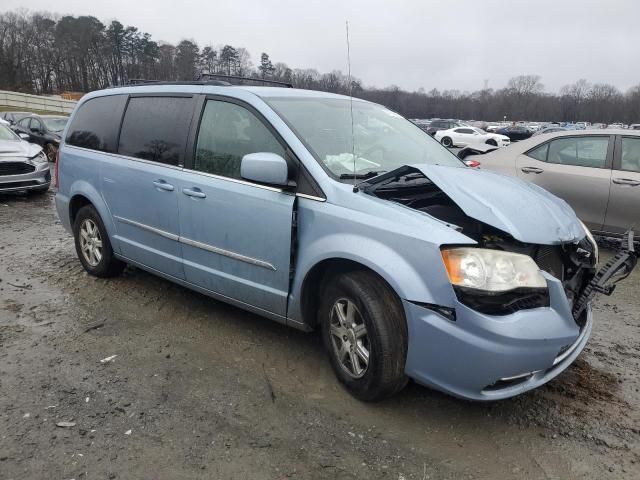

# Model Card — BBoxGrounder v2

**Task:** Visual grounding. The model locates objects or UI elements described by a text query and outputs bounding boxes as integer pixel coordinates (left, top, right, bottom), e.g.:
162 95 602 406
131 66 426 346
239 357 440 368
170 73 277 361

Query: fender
287 230 457 326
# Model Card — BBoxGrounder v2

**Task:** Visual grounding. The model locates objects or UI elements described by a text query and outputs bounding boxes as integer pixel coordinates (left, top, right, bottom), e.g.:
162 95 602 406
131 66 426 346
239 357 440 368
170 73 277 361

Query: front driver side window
194 100 285 179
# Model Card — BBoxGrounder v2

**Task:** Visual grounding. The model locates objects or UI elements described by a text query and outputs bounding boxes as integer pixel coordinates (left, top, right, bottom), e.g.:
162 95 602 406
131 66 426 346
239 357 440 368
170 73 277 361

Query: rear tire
320 270 408 401
73 205 125 278
441 137 453 148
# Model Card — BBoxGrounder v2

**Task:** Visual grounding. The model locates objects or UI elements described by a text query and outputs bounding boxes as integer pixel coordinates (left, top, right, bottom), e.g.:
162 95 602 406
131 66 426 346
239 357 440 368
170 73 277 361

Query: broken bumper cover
403 273 590 401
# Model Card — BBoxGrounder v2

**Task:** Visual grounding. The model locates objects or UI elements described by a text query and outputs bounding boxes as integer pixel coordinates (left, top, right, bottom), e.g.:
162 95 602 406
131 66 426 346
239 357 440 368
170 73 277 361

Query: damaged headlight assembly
441 248 549 315
28 151 48 165
578 220 599 265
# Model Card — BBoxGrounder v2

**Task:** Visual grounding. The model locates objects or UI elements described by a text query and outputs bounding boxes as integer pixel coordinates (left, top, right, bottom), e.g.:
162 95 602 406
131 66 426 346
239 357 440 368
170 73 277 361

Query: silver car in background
0 124 50 194
476 130 640 237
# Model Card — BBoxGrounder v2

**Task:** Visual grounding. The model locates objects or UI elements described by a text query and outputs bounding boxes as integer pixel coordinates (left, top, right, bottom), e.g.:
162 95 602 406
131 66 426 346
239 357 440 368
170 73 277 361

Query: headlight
30 151 47 163
579 220 599 265
441 248 547 292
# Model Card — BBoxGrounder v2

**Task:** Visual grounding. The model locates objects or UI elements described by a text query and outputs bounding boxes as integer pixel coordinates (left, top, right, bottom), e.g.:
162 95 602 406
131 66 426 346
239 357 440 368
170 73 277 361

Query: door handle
182 188 206 198
153 180 174 191
521 166 544 174
612 178 640 186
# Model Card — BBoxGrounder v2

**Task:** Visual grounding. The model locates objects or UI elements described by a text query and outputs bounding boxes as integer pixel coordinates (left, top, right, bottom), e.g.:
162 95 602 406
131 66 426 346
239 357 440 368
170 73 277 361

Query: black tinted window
118 96 193 165
194 100 285 179
66 95 127 152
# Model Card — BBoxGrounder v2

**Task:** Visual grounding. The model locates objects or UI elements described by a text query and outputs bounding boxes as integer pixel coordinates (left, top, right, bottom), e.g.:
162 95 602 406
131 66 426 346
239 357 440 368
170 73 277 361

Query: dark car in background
13 114 68 162
1 111 31 126
496 125 533 141
426 119 465 136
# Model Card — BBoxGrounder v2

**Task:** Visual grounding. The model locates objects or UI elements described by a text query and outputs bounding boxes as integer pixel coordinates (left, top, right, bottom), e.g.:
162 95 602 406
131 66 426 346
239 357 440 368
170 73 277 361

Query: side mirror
240 152 288 186
18 133 29 140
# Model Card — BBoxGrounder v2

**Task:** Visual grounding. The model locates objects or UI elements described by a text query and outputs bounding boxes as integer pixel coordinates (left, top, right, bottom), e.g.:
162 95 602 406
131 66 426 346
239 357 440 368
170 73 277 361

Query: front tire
320 270 408 401
486 139 498 146
441 136 453 148
73 205 125 278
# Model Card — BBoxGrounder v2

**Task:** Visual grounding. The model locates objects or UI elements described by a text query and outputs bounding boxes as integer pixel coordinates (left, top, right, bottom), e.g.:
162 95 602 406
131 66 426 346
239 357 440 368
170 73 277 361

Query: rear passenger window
66 95 127 152
548 137 608 168
118 96 193 166
193 100 285 179
526 143 548 161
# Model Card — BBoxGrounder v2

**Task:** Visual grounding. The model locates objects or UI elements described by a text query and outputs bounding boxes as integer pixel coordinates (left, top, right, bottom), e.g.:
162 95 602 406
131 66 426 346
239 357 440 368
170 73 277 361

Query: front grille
535 245 564 280
0 162 35 176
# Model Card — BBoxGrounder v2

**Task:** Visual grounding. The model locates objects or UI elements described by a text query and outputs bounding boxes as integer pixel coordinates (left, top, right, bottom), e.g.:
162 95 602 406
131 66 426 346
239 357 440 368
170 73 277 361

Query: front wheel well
300 258 401 330
69 194 93 226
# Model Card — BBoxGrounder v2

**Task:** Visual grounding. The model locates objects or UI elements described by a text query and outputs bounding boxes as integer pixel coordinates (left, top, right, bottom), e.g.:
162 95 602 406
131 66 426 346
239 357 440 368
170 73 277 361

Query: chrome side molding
114 215 276 271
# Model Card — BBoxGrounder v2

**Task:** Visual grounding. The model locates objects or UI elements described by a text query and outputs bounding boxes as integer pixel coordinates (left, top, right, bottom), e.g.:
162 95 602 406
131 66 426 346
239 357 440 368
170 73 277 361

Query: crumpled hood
413 164 585 244
0 140 42 159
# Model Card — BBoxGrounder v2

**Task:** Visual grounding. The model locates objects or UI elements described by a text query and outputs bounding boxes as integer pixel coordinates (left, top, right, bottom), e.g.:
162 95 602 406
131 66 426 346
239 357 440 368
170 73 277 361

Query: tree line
1 10 639 123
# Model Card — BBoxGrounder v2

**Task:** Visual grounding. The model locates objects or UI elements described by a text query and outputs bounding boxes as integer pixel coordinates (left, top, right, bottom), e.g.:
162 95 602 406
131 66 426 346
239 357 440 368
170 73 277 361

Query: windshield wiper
339 170 386 180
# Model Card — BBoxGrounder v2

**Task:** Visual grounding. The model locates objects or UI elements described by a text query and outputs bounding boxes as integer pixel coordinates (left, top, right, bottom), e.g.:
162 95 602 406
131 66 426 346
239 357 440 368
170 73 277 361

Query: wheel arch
67 182 118 247
300 257 403 330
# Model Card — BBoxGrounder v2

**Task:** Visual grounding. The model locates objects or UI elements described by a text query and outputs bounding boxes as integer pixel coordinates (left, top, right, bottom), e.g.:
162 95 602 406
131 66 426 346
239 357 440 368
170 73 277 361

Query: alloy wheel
79 219 103 267
329 298 370 378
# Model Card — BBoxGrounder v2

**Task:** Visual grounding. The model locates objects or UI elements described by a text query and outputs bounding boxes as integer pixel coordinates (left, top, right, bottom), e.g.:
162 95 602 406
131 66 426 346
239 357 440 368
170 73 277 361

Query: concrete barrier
0 90 78 114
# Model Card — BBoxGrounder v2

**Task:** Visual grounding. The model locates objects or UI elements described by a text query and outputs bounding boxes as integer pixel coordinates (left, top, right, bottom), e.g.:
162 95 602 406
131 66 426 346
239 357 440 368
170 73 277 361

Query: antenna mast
346 20 357 189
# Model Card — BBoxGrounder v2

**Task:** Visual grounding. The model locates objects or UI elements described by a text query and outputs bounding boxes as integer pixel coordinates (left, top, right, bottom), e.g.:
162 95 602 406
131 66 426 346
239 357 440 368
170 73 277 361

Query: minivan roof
91 84 360 102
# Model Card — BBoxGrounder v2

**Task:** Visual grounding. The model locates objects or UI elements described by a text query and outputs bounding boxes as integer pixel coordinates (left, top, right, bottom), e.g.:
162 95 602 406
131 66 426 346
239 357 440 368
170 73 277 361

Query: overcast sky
4 0 639 93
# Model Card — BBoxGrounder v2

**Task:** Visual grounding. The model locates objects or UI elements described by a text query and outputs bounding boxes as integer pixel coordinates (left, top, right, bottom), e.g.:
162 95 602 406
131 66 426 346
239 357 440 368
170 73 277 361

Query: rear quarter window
526 143 549 161
66 95 128 152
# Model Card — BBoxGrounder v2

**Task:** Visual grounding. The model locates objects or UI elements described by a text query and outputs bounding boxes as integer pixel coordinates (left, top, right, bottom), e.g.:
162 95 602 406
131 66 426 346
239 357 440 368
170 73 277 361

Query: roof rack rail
197 73 293 88
126 79 231 86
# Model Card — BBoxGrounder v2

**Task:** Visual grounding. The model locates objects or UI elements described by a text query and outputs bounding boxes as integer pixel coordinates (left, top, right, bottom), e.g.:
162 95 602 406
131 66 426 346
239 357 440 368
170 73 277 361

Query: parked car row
412 117 640 143
434 126 510 148
1 111 69 162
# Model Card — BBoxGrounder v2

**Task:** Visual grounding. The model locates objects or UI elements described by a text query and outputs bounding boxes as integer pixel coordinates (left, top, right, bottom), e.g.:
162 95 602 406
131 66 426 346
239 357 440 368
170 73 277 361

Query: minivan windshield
267 97 463 178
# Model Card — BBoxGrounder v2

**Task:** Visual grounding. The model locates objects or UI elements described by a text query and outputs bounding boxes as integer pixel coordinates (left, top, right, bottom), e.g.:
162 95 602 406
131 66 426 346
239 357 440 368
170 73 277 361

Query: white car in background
434 126 510 148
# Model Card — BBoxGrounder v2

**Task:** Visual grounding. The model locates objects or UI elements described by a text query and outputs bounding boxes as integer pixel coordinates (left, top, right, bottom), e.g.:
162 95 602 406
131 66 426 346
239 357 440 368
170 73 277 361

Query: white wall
0 90 77 114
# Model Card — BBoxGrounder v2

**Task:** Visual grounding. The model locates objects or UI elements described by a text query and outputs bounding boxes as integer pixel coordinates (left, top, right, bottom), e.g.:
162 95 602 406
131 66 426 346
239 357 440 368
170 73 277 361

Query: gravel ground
0 190 638 480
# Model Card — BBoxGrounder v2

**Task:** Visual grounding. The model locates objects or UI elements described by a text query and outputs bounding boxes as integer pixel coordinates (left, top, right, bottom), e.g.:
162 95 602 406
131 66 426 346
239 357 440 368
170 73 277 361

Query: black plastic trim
454 286 550 315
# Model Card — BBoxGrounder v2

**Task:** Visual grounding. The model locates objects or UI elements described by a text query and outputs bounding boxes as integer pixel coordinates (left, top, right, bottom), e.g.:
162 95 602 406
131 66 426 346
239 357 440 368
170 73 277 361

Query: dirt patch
1 191 639 479
545 358 622 405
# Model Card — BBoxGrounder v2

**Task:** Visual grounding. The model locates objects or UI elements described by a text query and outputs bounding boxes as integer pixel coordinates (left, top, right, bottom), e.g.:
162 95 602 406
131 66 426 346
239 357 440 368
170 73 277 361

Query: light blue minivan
55 81 632 401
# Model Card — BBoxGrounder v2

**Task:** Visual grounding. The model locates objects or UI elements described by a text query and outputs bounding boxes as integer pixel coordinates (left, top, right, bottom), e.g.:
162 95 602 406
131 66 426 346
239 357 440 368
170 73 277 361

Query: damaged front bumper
403 233 636 401
404 273 589 401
